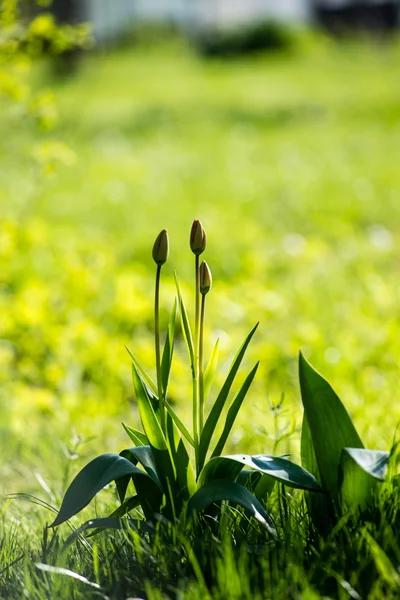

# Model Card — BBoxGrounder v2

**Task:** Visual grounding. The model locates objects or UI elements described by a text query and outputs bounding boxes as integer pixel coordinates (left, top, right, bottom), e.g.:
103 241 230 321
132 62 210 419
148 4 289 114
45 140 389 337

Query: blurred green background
2 10 400 496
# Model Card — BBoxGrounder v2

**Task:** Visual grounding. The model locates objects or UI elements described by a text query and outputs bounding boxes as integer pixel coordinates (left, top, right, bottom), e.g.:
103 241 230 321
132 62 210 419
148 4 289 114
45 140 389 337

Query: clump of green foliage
299 353 399 531
50 221 321 541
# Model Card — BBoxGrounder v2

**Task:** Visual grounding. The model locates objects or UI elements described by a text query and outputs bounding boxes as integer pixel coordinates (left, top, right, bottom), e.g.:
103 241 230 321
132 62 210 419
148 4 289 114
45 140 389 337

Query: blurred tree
0 0 91 171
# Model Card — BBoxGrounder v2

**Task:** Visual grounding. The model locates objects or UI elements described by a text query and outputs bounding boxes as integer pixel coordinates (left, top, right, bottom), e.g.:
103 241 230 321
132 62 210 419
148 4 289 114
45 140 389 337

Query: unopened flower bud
199 261 212 295
152 229 169 265
190 219 206 255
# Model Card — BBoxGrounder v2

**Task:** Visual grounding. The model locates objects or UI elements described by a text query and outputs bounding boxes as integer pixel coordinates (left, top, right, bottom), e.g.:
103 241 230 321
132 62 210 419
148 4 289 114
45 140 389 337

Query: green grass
2 32 400 598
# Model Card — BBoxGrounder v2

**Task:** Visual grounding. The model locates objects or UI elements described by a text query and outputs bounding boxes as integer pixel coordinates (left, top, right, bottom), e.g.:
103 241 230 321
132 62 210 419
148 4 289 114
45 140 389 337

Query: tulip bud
199 261 212 295
190 219 206 255
152 229 169 265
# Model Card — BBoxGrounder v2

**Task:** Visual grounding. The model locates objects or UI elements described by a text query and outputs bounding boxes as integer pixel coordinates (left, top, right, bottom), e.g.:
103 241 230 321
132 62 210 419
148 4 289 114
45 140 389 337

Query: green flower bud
190 219 206 255
199 261 212 295
152 229 169 265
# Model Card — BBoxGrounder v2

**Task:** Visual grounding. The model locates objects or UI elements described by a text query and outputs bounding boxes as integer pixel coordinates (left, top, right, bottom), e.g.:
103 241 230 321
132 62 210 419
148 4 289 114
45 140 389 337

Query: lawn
1 31 400 598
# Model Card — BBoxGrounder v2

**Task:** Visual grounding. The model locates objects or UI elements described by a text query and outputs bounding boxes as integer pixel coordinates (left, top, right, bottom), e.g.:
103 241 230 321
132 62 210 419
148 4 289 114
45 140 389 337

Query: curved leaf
187 480 276 536
198 454 322 492
50 453 154 527
120 446 160 485
118 447 164 519
340 448 389 512
301 413 333 533
211 362 259 458
126 347 158 397
299 351 363 502
132 363 167 451
122 423 148 447
199 323 258 471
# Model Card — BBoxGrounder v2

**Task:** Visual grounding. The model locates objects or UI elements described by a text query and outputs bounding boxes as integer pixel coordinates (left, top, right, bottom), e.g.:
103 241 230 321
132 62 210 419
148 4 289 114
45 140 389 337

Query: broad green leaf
211 362 259 458
161 299 176 397
120 447 160 485
166 414 196 510
84 496 142 539
236 469 276 501
174 272 195 372
237 469 262 490
126 347 158 397
165 399 195 447
253 474 276 501
50 453 155 527
199 323 259 470
187 480 276 536
198 454 322 492
340 448 389 512
204 338 220 401
301 414 333 533
117 448 163 518
132 363 167 451
122 423 148 447
299 351 363 503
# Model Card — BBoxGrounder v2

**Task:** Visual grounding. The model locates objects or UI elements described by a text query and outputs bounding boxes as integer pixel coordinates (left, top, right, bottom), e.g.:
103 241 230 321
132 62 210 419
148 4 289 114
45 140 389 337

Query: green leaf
118 447 164 519
120 447 160 485
204 338 220 401
211 362 259 458
166 414 196 508
199 323 259 471
253 474 276 501
63 517 129 549
299 351 363 503
132 363 167 451
122 423 148 447
50 453 155 527
126 347 158 397
161 299 176 397
236 470 275 501
187 480 276 536
198 454 322 492
340 448 389 512
165 399 195 447
301 413 333 533
174 272 195 373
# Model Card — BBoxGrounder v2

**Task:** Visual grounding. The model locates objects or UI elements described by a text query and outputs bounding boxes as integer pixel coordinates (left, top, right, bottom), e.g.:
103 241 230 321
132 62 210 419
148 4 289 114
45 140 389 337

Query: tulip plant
50 221 322 542
299 352 399 533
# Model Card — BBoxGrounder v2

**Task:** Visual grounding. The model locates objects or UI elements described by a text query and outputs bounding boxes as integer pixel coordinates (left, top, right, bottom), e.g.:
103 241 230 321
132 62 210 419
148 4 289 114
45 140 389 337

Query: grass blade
198 323 259 470
211 362 259 458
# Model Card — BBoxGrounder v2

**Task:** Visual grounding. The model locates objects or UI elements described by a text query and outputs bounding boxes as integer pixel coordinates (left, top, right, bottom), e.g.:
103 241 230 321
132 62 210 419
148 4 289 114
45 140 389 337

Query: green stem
199 293 206 433
155 264 165 433
193 254 200 470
